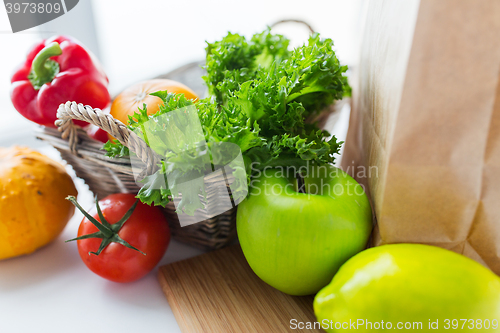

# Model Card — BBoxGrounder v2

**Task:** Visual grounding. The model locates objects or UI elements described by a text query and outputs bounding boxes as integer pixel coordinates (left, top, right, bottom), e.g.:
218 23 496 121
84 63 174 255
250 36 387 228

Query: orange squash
0 146 78 260
110 79 199 126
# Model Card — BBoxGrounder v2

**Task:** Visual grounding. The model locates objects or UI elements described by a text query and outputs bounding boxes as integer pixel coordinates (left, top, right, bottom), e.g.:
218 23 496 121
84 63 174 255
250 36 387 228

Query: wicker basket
37 100 238 251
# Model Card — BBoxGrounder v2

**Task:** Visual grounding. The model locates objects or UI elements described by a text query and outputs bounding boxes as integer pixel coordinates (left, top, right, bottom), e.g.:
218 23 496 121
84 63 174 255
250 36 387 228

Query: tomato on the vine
67 193 170 283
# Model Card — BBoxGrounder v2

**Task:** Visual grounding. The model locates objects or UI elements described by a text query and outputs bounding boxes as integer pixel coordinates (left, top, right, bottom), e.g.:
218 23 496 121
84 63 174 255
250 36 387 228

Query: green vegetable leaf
103 140 130 158
203 28 290 104
136 171 171 207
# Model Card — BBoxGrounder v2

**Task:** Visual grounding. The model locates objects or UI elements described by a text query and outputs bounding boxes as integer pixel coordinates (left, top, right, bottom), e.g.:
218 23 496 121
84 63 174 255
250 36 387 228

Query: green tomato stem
65 196 146 256
66 196 113 238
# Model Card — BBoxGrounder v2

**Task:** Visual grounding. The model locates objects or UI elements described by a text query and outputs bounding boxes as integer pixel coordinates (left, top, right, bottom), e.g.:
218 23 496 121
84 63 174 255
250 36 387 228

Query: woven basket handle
270 19 315 34
55 101 161 175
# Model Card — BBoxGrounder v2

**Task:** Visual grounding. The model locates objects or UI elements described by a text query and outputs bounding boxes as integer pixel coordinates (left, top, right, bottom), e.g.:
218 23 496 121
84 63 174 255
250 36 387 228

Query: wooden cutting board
158 244 321 333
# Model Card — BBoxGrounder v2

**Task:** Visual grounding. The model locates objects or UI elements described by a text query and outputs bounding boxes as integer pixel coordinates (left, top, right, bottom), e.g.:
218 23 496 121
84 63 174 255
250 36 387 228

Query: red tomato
75 193 170 283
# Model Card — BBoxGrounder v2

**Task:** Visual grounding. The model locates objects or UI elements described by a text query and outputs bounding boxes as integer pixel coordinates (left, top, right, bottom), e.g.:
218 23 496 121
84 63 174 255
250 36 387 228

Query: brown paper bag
342 0 500 273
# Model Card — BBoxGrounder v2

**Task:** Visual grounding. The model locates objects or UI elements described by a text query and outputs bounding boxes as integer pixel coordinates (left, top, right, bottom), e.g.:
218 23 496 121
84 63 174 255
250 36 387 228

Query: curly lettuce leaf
103 140 130 158
230 33 349 137
204 28 290 104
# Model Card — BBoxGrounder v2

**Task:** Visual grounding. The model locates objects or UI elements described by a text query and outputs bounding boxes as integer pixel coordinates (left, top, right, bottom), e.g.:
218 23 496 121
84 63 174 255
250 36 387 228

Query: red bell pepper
10 36 110 128
86 125 109 143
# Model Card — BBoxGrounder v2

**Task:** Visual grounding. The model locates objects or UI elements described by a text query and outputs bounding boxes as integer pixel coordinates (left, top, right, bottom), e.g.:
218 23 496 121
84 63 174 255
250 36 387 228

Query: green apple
237 165 372 296
314 244 500 332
